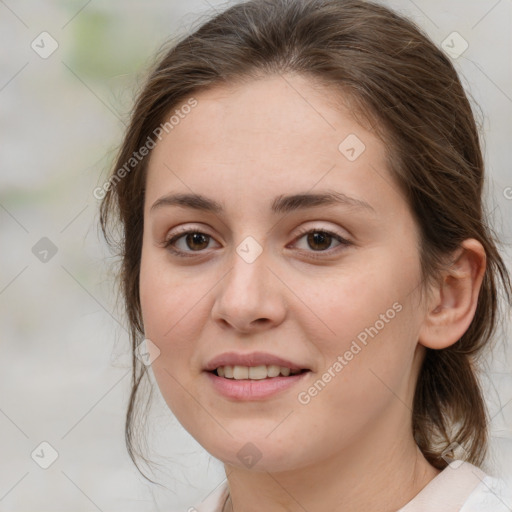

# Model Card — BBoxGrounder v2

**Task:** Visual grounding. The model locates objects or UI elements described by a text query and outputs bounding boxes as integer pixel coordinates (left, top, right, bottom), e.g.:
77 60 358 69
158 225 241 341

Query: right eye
164 229 219 257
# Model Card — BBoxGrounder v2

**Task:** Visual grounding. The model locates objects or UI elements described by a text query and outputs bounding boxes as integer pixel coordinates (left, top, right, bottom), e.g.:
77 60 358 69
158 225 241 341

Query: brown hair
99 0 512 480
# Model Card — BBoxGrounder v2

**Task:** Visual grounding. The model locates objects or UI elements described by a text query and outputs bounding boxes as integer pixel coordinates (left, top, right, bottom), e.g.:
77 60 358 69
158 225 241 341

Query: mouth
203 352 312 399
210 365 311 380
205 366 311 400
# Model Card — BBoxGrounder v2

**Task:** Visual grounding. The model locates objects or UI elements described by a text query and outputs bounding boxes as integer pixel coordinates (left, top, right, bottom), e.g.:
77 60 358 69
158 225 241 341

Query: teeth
233 366 249 379
248 365 266 380
215 365 302 379
267 365 281 378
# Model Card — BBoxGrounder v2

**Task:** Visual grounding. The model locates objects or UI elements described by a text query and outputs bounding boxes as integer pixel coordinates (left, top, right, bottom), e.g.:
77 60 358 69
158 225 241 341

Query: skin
139 73 486 512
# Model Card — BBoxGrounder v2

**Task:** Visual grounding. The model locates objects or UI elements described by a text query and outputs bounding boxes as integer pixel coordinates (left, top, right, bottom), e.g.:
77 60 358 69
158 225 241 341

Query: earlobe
418 239 487 350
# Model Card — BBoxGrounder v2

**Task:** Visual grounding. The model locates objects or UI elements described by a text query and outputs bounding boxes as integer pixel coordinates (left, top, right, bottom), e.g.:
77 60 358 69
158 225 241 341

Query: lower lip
204 371 310 400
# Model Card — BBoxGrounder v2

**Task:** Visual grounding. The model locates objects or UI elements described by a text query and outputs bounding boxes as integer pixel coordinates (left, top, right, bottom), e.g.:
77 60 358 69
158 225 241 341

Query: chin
197 434 309 473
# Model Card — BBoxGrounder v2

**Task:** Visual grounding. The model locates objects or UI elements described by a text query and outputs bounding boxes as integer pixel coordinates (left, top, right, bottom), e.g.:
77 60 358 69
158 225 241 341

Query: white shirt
189 461 512 512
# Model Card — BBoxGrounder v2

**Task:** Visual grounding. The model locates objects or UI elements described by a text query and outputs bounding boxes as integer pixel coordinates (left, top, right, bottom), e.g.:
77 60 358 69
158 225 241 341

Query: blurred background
0 0 511 510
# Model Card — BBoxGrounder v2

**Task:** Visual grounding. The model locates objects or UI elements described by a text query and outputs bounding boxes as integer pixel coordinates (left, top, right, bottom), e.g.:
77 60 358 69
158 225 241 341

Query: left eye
292 229 350 253
164 228 351 257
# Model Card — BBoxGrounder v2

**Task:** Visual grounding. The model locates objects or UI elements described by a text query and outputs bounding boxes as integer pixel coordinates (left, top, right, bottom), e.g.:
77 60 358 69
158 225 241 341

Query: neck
222 415 440 512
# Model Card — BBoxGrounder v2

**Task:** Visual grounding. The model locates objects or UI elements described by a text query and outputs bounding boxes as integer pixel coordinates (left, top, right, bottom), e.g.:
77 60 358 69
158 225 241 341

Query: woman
99 0 512 510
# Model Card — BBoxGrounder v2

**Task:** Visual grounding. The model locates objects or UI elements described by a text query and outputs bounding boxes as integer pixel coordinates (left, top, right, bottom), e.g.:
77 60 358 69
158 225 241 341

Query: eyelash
163 226 352 260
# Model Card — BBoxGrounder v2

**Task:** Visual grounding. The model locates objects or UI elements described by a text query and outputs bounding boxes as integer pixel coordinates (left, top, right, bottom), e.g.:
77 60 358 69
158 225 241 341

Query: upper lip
204 352 309 372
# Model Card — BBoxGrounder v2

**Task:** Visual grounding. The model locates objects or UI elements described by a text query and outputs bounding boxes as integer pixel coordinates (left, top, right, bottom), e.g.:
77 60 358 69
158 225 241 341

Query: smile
205 367 311 400
214 364 305 379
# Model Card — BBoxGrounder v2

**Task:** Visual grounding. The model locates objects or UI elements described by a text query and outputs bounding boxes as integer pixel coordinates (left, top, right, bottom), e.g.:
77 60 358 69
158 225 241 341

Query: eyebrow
150 190 376 215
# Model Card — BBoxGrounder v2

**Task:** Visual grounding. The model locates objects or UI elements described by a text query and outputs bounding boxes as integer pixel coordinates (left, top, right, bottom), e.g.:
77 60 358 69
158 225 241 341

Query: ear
418 238 486 350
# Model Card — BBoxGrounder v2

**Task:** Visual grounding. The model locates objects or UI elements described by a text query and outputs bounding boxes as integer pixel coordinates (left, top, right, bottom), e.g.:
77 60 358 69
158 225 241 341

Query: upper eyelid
166 223 349 242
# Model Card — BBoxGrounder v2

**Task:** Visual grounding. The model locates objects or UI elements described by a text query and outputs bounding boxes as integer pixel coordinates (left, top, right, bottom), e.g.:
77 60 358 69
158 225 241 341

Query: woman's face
140 74 429 472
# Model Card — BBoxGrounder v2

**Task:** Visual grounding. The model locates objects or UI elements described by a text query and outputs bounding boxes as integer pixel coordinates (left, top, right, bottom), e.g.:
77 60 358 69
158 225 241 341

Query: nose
210 244 287 333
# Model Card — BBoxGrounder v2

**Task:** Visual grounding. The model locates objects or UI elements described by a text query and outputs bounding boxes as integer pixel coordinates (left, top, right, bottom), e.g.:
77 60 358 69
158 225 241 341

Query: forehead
144 73 398 217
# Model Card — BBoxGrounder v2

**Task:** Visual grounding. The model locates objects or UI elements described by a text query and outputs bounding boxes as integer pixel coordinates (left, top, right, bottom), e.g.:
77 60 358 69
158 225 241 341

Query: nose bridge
212 234 285 330
225 236 269 304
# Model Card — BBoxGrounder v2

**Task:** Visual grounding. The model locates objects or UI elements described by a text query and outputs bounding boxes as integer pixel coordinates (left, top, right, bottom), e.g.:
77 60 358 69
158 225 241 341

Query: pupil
308 231 331 251
187 233 209 250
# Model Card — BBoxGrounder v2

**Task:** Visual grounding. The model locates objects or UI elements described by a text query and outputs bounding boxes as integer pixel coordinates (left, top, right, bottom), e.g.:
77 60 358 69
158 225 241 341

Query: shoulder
460 472 512 512
396 460 510 512
183 468 511 512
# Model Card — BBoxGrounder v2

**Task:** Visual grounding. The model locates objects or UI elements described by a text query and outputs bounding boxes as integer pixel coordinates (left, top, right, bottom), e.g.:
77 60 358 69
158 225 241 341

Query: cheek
294 309 417 445
304 252 421 394
307 255 413 338
139 249 198 384
140 245 196 336
139 253 205 422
